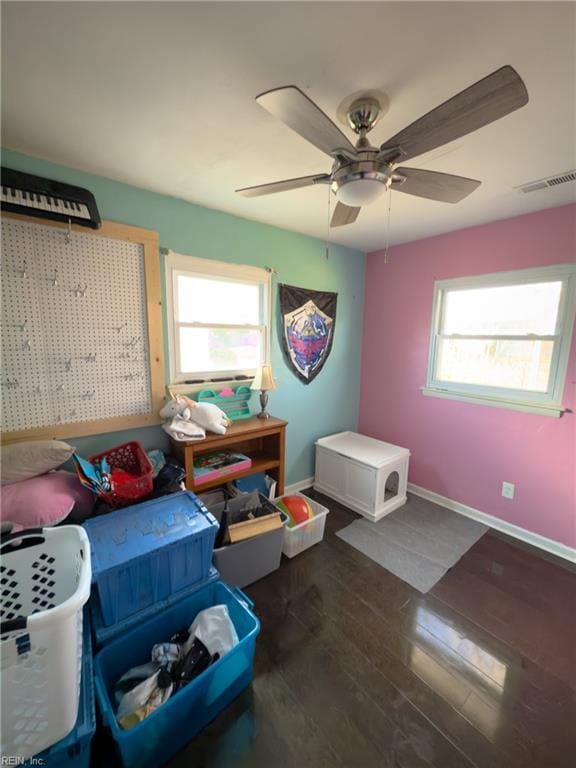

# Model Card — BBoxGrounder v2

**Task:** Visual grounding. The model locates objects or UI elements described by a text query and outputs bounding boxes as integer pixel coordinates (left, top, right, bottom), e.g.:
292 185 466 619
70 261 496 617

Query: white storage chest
314 432 410 522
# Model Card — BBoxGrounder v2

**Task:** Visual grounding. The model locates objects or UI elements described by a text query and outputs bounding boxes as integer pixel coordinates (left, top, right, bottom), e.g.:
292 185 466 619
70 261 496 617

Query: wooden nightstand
169 416 287 495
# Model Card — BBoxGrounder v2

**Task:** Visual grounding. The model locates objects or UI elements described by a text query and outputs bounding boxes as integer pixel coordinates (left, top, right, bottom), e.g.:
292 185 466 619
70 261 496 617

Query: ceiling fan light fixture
335 178 386 206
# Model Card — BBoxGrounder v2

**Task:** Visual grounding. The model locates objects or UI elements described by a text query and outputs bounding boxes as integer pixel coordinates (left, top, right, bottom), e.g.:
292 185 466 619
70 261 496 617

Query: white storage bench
314 432 410 522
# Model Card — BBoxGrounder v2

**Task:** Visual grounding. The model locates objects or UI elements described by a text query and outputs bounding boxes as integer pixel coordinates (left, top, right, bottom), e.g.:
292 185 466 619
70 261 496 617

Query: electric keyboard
1 167 101 229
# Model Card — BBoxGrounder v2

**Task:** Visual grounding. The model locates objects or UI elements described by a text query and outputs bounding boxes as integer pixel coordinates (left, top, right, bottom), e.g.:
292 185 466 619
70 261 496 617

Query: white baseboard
408 482 576 564
285 476 315 495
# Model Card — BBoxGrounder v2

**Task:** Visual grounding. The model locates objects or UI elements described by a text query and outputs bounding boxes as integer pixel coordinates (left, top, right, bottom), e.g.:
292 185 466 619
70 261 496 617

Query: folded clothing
162 415 205 442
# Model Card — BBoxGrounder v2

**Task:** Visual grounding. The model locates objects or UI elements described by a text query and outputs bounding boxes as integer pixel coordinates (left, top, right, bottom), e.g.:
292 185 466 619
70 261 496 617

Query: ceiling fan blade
330 201 361 227
380 66 528 162
256 86 357 157
392 167 481 203
236 174 330 198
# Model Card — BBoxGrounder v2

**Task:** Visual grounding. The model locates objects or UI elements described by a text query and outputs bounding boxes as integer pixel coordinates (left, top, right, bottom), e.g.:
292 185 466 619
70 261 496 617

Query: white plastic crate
279 494 329 559
0 526 92 760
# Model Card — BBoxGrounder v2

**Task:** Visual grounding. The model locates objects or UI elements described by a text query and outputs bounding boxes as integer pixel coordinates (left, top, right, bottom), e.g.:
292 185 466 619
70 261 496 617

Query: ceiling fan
236 66 529 227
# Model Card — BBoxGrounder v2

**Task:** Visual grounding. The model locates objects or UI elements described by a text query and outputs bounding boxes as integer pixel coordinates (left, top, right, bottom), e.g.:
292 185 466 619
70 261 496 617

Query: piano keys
0 167 101 229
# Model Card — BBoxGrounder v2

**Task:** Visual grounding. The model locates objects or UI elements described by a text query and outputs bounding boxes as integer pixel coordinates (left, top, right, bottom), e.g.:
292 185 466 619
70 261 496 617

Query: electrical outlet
502 481 515 500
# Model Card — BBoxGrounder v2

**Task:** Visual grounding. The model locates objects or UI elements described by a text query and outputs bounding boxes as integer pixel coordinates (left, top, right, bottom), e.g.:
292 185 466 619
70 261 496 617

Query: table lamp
251 364 277 419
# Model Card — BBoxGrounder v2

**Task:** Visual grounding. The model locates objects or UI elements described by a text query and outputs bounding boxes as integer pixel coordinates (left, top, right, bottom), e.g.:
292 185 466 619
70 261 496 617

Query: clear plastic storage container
279 493 329 558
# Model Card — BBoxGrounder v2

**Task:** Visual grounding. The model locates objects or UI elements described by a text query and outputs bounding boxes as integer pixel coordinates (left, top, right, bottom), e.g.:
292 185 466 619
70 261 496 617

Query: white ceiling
2 1 575 252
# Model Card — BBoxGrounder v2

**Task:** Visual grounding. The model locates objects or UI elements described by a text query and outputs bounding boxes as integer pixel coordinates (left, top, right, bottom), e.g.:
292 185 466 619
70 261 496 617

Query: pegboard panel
1 215 164 441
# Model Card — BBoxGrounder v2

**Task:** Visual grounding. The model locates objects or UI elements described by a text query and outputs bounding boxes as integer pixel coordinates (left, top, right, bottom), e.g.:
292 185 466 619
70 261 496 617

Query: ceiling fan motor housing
346 96 383 134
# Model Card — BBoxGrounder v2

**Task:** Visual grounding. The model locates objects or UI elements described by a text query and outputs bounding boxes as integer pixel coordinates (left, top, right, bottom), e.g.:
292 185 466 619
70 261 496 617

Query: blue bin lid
90 565 220 647
83 491 218 578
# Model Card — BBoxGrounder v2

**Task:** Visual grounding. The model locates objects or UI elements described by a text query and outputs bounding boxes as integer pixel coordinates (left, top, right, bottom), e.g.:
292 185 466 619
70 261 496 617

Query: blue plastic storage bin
90 566 220 647
83 491 218 626
25 609 95 768
94 581 260 768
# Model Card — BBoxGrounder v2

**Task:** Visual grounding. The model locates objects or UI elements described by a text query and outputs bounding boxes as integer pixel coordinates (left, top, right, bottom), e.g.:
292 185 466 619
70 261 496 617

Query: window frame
165 252 271 385
423 264 576 417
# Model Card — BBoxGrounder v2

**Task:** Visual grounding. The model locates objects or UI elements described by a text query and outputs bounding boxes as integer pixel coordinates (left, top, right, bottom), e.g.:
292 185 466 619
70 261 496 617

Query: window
165 252 271 383
423 264 576 416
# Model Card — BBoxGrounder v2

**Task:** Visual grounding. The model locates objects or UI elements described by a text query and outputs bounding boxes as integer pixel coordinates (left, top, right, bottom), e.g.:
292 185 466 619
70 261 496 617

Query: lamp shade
251 364 277 391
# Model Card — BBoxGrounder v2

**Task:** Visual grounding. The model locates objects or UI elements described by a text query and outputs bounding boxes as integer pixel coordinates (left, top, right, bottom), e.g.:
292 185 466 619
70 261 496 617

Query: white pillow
1 440 74 485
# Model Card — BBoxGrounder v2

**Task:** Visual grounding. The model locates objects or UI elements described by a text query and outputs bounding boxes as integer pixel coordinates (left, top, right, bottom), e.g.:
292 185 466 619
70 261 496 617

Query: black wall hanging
279 283 338 384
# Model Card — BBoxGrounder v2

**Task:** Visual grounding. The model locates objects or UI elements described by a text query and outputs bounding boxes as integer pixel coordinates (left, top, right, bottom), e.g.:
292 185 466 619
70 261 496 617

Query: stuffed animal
159 396 193 421
190 402 231 435
159 396 231 436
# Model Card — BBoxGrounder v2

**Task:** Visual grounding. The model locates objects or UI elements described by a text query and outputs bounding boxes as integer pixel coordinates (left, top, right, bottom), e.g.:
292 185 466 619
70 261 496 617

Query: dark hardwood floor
92 491 575 767
164 490 576 768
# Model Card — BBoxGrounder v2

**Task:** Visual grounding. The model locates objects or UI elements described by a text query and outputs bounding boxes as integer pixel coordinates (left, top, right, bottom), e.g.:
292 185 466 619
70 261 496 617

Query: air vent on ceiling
517 170 576 194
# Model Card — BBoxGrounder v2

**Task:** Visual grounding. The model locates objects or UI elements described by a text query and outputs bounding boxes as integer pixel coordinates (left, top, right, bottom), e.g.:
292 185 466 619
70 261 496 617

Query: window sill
421 387 567 417
169 378 255 396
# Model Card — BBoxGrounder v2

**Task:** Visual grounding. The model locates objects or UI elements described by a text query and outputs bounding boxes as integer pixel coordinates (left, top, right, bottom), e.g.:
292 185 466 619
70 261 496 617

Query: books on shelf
193 451 252 485
227 472 277 500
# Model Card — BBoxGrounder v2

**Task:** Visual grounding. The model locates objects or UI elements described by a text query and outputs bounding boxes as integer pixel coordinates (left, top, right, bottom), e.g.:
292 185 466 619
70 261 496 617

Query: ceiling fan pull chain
325 184 331 260
383 187 393 265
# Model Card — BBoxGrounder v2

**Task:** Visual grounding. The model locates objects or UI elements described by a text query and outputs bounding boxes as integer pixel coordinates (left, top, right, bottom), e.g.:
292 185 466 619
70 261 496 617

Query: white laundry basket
0 525 91 760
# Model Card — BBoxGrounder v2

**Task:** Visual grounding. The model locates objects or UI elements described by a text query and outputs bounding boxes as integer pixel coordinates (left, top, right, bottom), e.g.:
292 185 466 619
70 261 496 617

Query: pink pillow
0 471 94 532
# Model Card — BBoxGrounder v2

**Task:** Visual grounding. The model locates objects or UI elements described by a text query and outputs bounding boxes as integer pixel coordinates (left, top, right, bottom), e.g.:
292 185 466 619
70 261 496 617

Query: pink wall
359 204 576 549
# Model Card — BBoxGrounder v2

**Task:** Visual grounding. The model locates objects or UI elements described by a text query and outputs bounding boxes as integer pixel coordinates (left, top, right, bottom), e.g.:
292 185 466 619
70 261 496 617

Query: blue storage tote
94 581 260 768
25 609 95 768
83 491 218 626
90 566 219 647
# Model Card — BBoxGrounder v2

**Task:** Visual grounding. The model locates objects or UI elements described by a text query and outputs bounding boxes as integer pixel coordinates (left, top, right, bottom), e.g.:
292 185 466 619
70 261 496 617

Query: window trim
423 264 576 417
165 251 271 384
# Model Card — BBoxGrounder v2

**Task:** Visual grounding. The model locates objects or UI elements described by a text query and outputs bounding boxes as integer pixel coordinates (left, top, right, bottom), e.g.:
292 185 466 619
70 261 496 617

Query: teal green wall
1 148 366 485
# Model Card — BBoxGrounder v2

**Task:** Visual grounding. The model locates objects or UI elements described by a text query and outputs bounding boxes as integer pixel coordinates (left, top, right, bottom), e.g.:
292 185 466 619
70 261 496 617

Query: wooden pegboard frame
1 213 164 443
